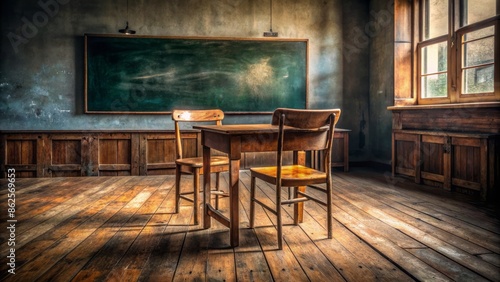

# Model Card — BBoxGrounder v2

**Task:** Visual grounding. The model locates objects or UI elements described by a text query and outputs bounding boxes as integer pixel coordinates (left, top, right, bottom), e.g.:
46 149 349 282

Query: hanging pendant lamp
119 21 135 35
119 0 136 34
263 0 278 37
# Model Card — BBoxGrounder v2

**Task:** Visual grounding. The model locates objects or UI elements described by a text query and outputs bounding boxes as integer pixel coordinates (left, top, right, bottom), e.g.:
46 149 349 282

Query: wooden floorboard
0 167 498 281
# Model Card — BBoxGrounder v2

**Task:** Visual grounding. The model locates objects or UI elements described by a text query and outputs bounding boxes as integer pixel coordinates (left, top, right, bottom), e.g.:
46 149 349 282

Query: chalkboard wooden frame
84 34 308 114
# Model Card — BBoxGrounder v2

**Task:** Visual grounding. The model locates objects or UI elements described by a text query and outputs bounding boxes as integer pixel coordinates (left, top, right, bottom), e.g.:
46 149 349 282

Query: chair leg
293 186 299 225
249 176 256 228
276 184 283 250
175 164 181 214
215 172 220 210
326 181 333 239
193 168 200 225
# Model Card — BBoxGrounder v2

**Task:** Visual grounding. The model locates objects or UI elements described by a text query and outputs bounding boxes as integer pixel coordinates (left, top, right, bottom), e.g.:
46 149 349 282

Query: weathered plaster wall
0 0 342 130
0 0 394 163
368 0 394 164
342 0 371 162
341 0 394 164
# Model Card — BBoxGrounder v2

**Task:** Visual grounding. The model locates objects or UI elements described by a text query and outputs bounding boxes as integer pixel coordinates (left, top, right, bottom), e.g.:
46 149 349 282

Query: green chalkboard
84 34 308 114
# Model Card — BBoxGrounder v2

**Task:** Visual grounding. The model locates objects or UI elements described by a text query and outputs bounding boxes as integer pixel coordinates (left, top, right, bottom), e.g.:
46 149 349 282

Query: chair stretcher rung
282 197 308 205
296 191 327 205
253 199 278 215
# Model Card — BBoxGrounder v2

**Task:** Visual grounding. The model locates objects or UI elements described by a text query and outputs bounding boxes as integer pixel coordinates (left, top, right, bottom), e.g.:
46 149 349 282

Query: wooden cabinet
393 130 498 201
389 103 500 202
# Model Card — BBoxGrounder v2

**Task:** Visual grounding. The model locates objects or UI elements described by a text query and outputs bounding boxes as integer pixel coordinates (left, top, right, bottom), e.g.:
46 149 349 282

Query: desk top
193 124 350 134
193 124 278 134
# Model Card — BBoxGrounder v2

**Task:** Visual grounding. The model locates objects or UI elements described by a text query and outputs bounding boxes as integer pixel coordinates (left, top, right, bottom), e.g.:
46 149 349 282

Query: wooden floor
0 168 499 281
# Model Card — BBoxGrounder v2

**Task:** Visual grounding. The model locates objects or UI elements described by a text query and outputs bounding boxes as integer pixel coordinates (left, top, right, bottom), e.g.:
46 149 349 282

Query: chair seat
250 165 327 187
176 155 229 168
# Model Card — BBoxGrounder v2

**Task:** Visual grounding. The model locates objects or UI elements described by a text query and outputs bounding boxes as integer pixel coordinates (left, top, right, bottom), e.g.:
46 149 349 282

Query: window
415 0 500 104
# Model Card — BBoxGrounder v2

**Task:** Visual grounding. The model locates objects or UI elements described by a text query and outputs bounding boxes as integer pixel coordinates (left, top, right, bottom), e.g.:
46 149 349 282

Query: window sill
387 101 500 111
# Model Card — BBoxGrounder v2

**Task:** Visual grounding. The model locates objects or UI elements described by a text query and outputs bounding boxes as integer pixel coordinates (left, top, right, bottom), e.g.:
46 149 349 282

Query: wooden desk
333 129 350 171
194 124 331 247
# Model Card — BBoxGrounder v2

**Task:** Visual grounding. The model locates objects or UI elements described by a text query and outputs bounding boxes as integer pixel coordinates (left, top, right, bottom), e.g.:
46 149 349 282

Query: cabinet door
393 132 420 181
451 137 487 195
420 135 451 189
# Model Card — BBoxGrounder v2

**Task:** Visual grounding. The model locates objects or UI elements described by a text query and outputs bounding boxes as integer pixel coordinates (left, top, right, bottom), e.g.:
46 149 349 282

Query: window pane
422 74 448 98
463 65 494 94
421 42 448 75
461 25 495 95
463 36 494 67
461 0 496 26
464 26 494 42
423 0 448 40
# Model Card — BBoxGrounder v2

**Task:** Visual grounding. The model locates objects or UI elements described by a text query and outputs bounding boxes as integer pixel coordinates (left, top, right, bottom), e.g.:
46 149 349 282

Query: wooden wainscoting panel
48 134 86 177
51 140 81 164
4 135 38 177
141 133 177 175
181 132 199 158
97 133 137 176
2 130 352 178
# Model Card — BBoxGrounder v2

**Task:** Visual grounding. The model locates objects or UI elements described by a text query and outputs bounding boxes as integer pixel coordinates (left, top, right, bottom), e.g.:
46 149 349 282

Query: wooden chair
249 108 341 249
172 109 229 225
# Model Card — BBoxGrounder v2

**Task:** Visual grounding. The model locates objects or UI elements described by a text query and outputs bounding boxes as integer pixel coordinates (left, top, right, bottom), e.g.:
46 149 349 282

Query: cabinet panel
420 135 449 188
421 143 444 179
393 132 419 178
393 107 500 133
451 137 485 191
395 140 416 176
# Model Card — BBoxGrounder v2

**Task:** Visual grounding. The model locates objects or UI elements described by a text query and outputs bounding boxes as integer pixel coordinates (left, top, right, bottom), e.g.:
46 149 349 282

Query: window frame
413 0 500 105
416 35 451 104
455 17 500 102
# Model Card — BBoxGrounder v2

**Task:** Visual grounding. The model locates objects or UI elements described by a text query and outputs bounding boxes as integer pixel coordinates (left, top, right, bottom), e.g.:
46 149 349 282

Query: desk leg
293 151 306 223
203 145 211 229
344 132 349 172
229 158 240 247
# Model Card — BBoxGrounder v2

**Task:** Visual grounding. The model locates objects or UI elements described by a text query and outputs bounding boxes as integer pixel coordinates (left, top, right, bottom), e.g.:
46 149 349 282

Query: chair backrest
271 108 341 129
172 109 224 159
272 108 341 171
